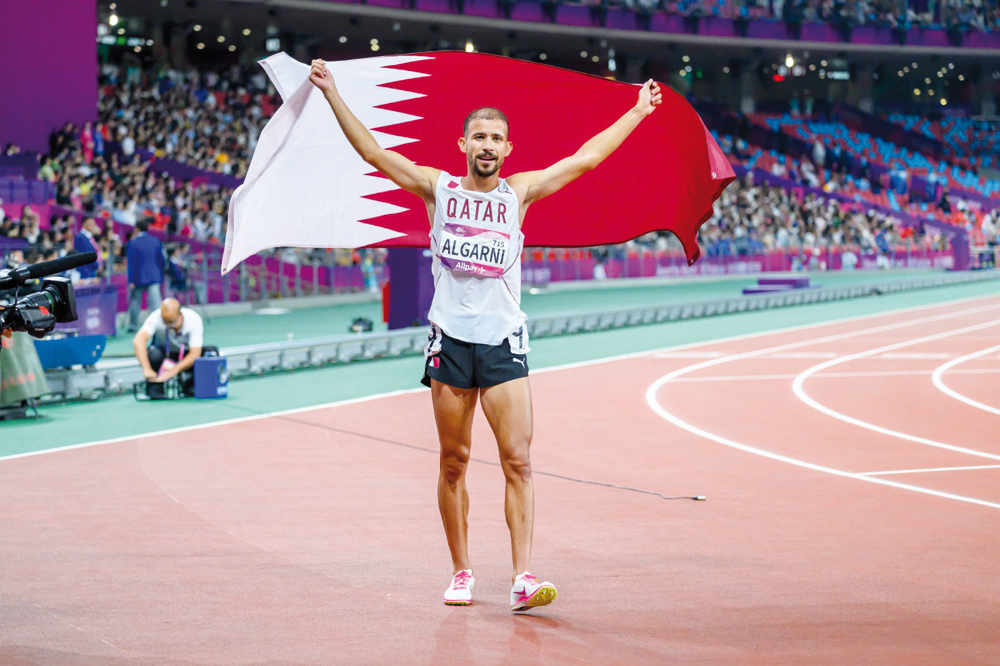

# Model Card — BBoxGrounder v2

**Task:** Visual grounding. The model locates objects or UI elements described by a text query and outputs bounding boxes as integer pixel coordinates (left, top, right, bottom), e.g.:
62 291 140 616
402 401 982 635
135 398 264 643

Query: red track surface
2 297 999 664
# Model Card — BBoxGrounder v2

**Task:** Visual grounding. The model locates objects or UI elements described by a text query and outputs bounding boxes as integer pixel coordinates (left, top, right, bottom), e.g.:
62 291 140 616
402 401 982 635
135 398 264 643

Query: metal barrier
40 270 1000 402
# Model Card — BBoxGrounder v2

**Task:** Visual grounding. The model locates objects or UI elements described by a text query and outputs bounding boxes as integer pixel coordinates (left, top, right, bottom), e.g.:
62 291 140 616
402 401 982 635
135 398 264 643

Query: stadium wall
0 0 98 154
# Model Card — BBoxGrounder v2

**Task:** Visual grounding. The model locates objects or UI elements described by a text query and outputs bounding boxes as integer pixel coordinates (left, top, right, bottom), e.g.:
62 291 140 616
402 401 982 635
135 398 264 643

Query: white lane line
653 351 728 359
879 352 956 359
669 369 1000 383
5 294 1000 465
931 343 1000 417
646 379 1000 511
791 319 1000 461
645 303 1000 510
859 464 1000 476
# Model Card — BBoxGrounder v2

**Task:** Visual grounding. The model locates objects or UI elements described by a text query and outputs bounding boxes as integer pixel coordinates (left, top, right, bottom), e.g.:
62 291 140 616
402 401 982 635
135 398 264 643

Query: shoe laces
452 571 472 590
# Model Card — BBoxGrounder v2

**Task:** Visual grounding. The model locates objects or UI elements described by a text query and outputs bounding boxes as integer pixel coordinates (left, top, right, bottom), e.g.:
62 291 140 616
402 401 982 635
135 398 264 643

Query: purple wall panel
0 0 97 154
463 0 501 18
556 5 594 28
510 3 546 23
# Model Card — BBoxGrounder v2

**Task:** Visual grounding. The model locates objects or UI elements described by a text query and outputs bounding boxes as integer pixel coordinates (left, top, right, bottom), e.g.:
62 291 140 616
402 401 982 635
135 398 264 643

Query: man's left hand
635 80 662 117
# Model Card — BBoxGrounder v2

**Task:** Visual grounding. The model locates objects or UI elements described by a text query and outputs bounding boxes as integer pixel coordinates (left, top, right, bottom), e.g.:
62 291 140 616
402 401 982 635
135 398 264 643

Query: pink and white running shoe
510 572 557 612
443 569 474 606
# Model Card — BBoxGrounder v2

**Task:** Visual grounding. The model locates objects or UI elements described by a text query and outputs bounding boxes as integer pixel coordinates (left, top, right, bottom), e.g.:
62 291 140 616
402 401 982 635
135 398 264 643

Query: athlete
309 58 661 611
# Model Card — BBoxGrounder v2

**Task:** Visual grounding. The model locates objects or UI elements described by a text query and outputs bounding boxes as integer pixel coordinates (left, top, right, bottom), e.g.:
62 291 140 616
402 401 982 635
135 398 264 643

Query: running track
2 295 998 664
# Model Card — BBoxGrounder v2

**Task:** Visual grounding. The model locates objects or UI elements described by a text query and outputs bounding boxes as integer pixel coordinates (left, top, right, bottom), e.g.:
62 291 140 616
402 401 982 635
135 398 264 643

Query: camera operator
132 298 206 394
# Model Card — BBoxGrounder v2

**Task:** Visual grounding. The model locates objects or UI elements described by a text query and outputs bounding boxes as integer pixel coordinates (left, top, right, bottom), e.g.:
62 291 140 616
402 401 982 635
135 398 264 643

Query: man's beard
471 154 500 178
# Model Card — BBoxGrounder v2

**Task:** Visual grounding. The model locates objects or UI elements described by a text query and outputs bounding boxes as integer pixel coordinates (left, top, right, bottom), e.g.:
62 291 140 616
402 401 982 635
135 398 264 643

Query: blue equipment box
193 356 228 399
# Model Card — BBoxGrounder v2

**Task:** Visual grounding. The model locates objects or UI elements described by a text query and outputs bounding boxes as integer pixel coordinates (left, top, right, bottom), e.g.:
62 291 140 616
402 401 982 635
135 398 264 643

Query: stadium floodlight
785 55 794 68
465 41 475 53
911 62 917 68
820 59 827 66
940 98 947 105
243 28 251 36
581 51 588 58
914 88 920 95
539 53 547 61
193 24 201 31
683 55 690 63
339 36 347 43
109 13 119 26
958 75 964 81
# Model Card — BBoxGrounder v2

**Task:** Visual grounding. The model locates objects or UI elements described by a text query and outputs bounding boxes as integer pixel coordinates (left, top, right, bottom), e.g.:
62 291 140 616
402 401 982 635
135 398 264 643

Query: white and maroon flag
222 51 734 274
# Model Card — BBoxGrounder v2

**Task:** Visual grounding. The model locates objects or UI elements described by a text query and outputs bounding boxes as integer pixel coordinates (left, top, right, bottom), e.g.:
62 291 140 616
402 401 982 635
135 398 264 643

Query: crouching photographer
133 298 216 398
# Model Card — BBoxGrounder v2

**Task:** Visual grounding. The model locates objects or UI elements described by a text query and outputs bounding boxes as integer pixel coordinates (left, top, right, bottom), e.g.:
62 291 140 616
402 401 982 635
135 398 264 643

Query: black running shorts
421 325 529 389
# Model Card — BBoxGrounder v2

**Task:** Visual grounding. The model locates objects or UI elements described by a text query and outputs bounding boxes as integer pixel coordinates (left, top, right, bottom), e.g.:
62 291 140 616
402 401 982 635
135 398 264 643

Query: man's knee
439 448 470 487
147 346 165 372
500 446 532 484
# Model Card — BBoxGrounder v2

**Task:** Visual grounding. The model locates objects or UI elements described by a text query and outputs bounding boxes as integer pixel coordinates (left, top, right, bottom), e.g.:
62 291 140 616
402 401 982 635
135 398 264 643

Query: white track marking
5 294 1000 464
646 380 1000 510
646 303 1000 510
931 343 1000 417
792 319 1000 461
668 369 1000 383
859 464 1000 476
653 351 727 359
880 352 956 359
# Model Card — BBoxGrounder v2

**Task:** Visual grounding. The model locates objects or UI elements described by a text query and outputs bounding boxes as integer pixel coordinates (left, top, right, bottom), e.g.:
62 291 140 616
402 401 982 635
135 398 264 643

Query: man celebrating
309 58 661 611
133 298 205 394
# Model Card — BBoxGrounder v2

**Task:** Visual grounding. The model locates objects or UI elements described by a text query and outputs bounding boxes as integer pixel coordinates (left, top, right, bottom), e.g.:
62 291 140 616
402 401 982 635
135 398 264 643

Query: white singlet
427 171 526 347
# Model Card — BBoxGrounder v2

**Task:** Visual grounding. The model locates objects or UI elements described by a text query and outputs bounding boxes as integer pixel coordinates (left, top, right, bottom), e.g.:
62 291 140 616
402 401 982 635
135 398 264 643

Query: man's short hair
463 107 509 138
136 218 149 232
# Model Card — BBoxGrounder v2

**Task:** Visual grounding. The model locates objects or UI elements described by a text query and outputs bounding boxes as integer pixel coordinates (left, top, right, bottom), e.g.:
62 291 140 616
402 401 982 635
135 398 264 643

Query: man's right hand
309 60 335 94
143 368 157 381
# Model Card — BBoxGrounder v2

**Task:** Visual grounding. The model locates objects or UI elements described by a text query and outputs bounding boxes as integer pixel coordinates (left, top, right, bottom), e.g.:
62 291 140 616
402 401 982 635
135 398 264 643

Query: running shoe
443 569 474 606
510 572 557 612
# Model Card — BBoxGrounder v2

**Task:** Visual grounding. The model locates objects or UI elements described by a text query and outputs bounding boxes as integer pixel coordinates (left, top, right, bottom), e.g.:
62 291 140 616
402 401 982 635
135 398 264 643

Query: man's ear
505 141 513 157
458 136 468 154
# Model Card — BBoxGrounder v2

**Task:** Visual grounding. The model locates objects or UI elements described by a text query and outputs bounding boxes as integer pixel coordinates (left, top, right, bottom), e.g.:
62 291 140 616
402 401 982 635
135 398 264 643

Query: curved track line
792 320 1000 461
645 381 1000 510
930 343 1000 417
645 305 1000 510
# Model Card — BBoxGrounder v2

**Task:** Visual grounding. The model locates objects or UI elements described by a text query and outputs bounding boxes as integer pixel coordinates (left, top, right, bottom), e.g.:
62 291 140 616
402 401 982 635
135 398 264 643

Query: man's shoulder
181 307 204 326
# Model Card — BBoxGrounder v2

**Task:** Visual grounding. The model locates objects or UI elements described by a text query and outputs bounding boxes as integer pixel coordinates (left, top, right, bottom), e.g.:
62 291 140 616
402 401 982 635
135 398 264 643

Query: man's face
459 119 511 179
163 312 184 332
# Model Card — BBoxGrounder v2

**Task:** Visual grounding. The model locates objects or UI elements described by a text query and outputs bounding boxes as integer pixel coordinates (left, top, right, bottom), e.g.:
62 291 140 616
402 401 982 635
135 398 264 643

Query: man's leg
146 345 165 373
128 286 142 331
479 377 534 580
431 379 478 573
146 282 162 313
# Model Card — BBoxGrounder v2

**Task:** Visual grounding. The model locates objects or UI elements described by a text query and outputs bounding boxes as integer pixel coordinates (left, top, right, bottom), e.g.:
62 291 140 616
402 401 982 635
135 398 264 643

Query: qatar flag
222 51 734 274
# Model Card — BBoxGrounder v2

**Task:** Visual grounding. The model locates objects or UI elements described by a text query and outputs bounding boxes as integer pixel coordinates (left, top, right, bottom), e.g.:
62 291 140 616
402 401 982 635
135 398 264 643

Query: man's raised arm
509 80 662 209
309 59 439 201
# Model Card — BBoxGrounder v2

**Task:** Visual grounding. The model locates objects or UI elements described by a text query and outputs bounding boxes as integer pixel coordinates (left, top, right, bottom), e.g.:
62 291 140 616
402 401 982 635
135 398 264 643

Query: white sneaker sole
511 584 557 612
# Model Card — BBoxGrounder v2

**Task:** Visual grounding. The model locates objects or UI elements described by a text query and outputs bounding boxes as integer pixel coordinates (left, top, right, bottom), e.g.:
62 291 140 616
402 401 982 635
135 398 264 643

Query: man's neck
461 172 500 192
